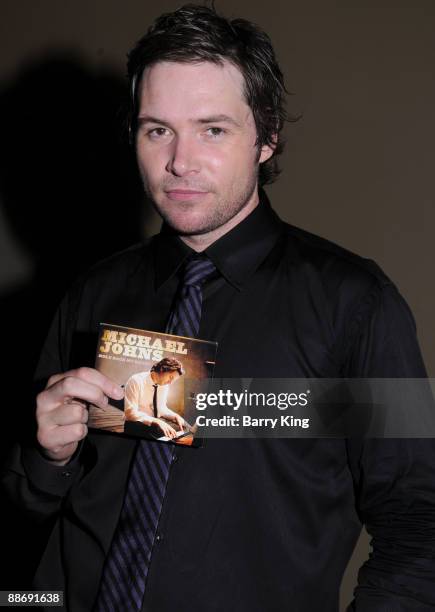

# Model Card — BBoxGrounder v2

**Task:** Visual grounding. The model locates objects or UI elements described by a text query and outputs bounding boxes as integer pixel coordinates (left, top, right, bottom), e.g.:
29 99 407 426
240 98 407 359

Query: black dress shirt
3 190 435 611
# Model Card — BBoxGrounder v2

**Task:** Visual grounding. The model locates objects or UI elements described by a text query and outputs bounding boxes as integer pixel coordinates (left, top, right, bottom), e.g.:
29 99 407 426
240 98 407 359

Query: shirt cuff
21 443 83 498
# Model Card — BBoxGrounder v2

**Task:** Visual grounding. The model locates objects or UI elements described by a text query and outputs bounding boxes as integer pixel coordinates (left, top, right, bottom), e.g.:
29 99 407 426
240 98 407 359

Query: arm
344 283 435 610
346 438 435 611
156 385 185 430
158 406 184 420
157 405 185 429
1 294 79 523
124 378 180 437
1 441 83 526
1 366 124 524
1 288 124 523
124 377 153 425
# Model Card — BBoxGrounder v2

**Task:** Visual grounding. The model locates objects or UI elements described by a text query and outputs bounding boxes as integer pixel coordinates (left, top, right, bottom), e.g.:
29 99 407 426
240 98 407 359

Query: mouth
165 189 209 201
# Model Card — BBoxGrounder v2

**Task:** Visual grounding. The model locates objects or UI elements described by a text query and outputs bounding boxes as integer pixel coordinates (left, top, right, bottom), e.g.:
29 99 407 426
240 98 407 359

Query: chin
157 207 216 235
164 218 213 236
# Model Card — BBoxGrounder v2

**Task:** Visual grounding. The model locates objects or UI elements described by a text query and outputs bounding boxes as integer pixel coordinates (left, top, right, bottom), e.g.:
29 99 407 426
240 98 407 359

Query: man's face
135 60 274 236
156 370 180 386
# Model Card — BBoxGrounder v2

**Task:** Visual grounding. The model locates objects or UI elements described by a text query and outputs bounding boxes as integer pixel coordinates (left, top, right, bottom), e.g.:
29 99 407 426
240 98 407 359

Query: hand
156 410 185 432
36 367 124 465
172 414 186 432
153 418 178 439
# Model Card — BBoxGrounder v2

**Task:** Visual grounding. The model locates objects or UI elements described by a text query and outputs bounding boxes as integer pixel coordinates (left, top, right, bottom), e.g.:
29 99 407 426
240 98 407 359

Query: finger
38 377 113 414
160 424 170 437
40 402 89 427
46 367 124 400
37 422 88 452
46 372 68 388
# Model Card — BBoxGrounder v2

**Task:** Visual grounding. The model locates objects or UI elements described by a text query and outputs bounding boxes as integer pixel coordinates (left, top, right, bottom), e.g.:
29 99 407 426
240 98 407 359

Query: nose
166 133 200 177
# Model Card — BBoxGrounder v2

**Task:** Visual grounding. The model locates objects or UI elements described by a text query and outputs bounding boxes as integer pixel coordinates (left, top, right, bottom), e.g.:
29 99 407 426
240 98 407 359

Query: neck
179 189 260 252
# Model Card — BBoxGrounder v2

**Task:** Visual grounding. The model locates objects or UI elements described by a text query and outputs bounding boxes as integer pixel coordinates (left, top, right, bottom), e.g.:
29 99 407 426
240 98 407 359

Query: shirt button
172 453 178 463
61 471 72 478
155 533 164 543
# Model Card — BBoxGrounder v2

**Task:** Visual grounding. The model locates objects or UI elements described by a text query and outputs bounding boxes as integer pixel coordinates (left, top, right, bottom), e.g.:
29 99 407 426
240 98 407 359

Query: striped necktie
94 254 216 611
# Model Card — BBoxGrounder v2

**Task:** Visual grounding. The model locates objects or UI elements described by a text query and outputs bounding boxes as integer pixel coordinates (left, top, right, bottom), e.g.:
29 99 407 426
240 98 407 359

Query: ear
259 134 278 164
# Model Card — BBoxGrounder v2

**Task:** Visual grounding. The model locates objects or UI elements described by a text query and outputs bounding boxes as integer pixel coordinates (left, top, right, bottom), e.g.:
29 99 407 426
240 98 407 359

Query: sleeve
344 283 435 610
157 385 170 414
1 281 87 521
124 377 141 421
1 443 84 525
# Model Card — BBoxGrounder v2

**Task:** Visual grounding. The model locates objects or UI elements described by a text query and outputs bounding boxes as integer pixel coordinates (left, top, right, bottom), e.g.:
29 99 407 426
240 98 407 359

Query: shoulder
63 239 154 308
276 222 418 355
126 370 150 384
279 221 393 300
83 240 153 285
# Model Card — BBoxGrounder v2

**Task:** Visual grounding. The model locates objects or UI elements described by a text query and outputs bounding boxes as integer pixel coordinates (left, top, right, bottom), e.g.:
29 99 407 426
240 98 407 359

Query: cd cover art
89 323 217 446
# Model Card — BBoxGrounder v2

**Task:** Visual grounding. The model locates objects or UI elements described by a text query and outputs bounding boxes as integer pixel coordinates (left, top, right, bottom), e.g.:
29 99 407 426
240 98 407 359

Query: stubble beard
141 169 259 237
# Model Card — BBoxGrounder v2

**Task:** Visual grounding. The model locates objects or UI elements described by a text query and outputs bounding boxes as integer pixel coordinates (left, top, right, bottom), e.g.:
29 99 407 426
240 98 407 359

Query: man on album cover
124 357 186 438
2 4 435 612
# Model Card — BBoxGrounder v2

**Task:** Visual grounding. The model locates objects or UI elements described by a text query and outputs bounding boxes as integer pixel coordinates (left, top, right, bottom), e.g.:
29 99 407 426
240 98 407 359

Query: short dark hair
127 3 294 186
151 357 184 376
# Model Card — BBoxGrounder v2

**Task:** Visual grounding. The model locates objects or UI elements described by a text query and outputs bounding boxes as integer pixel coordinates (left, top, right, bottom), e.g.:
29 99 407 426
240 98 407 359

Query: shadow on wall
0 52 148 589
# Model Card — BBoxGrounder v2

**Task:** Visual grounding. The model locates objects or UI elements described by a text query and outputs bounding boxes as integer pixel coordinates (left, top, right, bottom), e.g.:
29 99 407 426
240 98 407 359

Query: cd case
88 323 218 447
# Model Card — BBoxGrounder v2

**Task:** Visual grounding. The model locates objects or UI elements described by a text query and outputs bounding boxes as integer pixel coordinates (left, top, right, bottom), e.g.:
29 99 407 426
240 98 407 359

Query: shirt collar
153 188 285 291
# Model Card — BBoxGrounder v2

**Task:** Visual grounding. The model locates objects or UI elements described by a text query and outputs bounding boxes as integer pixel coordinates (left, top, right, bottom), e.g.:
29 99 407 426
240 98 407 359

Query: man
2 5 435 611
124 357 185 438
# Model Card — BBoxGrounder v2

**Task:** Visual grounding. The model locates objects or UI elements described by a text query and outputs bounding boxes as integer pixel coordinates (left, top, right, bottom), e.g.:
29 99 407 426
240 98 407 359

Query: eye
147 127 171 139
206 127 226 138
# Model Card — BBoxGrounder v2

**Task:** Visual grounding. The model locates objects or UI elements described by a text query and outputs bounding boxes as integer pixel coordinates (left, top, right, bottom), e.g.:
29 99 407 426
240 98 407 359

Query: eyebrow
137 114 241 128
197 114 241 127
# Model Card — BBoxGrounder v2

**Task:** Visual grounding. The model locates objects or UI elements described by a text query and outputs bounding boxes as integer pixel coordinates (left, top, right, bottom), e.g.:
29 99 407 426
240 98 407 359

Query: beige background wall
1 1 434 607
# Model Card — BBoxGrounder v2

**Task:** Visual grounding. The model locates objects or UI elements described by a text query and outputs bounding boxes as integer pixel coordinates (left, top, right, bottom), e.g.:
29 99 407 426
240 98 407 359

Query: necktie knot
182 256 216 287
